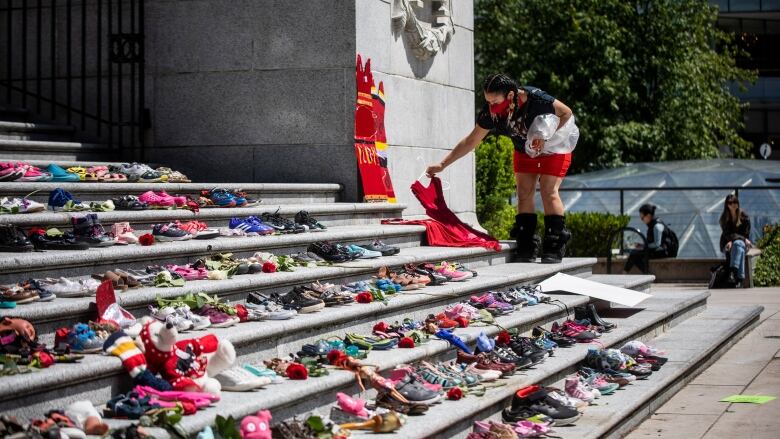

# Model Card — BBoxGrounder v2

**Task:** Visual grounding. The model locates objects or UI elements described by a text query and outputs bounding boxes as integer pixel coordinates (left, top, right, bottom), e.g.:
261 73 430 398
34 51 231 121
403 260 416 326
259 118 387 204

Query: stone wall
2 0 479 215
142 0 360 198
357 0 476 220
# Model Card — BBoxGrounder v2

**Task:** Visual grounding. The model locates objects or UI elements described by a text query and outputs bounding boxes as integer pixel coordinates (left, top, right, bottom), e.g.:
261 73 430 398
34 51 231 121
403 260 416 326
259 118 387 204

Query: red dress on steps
381 177 502 252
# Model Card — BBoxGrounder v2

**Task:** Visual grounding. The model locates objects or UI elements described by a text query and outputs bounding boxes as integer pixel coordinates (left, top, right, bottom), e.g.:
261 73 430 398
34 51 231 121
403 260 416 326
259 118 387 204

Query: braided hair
482 73 519 96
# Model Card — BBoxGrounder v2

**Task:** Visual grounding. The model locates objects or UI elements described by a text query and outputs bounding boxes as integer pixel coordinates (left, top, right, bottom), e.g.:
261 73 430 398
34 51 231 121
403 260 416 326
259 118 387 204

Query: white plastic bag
524 114 579 158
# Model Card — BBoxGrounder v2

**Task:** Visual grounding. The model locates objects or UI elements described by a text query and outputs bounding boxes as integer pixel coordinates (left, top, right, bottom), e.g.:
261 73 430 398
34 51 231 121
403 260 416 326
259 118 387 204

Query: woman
623 204 668 274
719 194 751 286
425 74 574 263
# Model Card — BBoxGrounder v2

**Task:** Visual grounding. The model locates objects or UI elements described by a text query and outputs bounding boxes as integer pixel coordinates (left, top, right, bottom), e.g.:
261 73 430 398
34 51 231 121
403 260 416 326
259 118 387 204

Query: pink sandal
138 191 175 208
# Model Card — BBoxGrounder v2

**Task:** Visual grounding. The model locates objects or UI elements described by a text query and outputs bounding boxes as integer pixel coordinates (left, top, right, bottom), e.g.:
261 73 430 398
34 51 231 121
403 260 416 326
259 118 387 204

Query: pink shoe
111 222 138 245
157 191 187 207
134 385 219 408
565 375 595 403
436 261 472 281
336 392 369 418
166 264 208 281
16 163 52 182
0 163 24 181
138 191 175 207
513 420 551 437
444 303 481 320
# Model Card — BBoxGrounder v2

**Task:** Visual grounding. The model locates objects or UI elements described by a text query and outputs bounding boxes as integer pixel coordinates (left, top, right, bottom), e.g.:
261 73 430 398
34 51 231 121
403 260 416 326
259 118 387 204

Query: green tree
474 0 755 173
475 135 516 239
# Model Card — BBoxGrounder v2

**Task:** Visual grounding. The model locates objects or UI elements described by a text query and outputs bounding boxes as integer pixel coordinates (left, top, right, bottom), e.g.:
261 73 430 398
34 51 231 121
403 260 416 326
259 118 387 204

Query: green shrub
754 223 780 287
475 135 516 239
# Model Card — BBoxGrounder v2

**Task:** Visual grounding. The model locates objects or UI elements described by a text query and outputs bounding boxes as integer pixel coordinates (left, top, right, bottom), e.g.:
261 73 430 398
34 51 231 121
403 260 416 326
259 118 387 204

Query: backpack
657 220 679 257
709 263 735 289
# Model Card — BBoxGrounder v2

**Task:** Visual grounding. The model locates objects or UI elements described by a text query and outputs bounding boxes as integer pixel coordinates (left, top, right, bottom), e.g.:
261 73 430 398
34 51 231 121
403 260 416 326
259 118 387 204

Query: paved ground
626 284 780 439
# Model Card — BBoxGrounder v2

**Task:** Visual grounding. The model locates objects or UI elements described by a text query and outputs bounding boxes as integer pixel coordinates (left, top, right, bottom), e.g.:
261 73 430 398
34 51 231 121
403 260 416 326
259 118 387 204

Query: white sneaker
174 305 211 331
111 222 138 245
0 197 45 214
149 305 193 331
37 277 98 298
216 367 271 391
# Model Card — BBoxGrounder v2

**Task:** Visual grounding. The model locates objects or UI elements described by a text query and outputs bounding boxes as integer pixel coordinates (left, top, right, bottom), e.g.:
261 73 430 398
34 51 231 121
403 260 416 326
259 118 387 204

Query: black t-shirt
476 86 556 152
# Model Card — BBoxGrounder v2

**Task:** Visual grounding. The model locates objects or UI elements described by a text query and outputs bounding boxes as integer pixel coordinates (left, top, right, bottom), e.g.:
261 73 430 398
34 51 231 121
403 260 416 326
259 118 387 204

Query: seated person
719 194 751 287
623 203 669 274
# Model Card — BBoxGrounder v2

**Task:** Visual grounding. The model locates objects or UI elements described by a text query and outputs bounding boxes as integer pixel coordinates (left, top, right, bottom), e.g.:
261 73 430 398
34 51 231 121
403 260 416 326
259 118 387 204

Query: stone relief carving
391 0 455 61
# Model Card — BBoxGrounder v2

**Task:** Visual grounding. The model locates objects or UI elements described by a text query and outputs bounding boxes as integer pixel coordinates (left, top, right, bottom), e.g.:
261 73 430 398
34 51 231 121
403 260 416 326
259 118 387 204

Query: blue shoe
229 217 268 235
46 164 81 182
245 216 276 235
435 329 473 354
203 189 236 207
48 188 80 210
476 331 495 353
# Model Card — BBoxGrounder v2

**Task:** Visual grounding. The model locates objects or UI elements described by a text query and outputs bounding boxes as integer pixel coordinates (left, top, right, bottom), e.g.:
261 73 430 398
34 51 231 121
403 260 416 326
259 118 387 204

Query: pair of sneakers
245 292 298 319
148 305 211 332
228 216 276 236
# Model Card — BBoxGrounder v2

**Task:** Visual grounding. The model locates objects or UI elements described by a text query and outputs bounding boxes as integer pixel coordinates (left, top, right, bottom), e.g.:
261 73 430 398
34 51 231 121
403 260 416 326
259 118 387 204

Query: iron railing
0 0 145 153
553 185 780 216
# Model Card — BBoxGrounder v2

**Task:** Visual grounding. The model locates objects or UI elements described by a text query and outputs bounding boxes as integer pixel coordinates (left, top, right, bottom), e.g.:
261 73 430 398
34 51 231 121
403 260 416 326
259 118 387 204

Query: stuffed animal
104 317 235 395
240 410 272 439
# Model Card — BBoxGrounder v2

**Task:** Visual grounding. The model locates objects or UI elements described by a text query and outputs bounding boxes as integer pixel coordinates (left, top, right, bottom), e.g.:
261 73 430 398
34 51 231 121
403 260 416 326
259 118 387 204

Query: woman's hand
531 138 545 152
425 163 445 178
746 239 753 249
725 241 732 252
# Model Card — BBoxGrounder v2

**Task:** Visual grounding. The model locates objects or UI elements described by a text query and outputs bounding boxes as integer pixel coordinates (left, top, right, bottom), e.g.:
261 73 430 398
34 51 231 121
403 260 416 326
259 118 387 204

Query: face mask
489 96 511 116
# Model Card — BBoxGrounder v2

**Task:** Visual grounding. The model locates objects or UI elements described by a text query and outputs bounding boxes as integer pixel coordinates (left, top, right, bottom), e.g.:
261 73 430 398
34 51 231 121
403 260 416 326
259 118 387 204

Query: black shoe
261 209 305 234
307 241 349 262
492 346 533 369
507 336 548 365
276 288 325 313
294 210 327 232
511 213 540 262
503 386 581 426
28 229 89 250
411 264 448 285
0 224 34 252
575 304 616 331
541 229 571 264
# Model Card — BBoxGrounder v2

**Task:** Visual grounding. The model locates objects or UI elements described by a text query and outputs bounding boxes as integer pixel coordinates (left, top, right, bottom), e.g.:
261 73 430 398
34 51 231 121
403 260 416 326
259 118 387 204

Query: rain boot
541 215 571 264
510 213 541 263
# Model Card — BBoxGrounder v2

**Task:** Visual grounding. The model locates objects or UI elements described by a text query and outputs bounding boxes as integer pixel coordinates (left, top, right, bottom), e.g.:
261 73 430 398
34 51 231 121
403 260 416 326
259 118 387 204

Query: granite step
2 268 646 424
549 304 762 439
0 181 343 204
0 121 76 141
0 223 423 284
0 201 404 230
0 242 528 336
348 289 722 439
133 278 697 437
0 139 110 161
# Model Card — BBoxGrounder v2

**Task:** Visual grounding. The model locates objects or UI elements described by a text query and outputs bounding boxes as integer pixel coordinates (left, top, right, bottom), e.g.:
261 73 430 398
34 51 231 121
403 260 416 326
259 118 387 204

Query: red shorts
513 151 572 177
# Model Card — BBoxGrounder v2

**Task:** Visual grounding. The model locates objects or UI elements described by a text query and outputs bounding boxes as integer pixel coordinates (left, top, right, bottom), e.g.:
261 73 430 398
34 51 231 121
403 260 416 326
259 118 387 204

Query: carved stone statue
391 0 455 61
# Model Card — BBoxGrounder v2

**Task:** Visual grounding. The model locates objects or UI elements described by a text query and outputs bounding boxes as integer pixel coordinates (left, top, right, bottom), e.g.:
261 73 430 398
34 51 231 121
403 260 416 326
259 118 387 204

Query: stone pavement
626 285 780 439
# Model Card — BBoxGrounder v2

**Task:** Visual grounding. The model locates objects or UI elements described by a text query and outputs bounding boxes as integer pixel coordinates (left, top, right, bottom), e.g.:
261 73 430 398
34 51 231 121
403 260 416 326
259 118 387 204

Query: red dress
382 177 502 251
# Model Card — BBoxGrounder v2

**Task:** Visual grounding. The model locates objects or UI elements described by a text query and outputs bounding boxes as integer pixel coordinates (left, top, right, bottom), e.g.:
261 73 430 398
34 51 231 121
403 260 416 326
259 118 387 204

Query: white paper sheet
538 272 651 307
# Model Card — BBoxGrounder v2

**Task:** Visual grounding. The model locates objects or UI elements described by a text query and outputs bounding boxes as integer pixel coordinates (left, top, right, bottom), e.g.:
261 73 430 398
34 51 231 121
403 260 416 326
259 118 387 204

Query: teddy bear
136 317 235 395
104 316 235 396
240 410 272 439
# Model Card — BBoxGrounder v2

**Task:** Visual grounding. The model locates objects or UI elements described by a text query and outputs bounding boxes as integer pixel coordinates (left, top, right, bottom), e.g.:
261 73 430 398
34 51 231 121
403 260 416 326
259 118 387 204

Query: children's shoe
17 163 53 182
294 210 327 231
138 191 175 208
175 220 220 239
111 222 138 245
152 223 192 241
565 375 596 403
261 210 305 234
46 164 81 182
229 217 273 236
0 197 46 214
0 162 25 181
71 214 115 247
436 261 473 281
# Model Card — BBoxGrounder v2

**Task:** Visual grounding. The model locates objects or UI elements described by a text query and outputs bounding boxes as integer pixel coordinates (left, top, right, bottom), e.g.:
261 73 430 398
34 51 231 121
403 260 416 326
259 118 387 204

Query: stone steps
1 242 529 337
349 291 757 439
0 182 343 204
0 139 111 161
0 223 424 283
1 261 622 418
0 121 76 141
0 202 404 229
546 304 761 439
0 106 31 122
109 278 688 437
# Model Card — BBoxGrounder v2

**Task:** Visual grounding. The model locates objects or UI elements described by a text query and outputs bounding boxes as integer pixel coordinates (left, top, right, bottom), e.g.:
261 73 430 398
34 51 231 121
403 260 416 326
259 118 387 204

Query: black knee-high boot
510 213 541 262
542 215 572 264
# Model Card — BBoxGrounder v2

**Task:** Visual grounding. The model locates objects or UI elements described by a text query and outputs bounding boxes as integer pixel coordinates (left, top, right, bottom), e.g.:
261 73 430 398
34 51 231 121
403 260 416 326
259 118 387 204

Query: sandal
344 333 399 351
89 200 116 212
66 167 87 181
391 272 422 290
85 166 109 182
93 271 128 291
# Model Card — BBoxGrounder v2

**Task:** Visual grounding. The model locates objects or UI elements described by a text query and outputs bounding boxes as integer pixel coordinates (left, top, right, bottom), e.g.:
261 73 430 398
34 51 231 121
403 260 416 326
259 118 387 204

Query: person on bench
719 194 752 287
623 204 669 274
